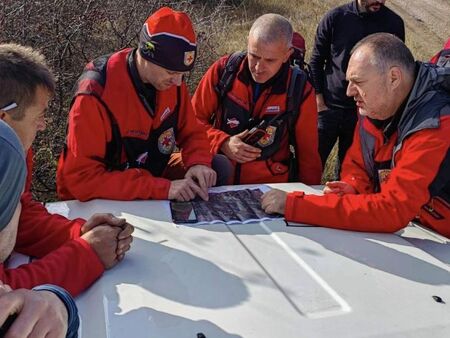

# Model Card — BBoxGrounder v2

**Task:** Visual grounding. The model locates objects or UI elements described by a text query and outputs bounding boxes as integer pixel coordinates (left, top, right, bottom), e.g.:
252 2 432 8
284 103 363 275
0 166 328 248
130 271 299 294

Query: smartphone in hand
243 120 267 146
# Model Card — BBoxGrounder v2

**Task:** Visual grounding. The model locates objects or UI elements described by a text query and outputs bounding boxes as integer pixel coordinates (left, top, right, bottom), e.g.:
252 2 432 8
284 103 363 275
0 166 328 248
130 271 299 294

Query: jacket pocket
266 159 289 176
419 197 450 236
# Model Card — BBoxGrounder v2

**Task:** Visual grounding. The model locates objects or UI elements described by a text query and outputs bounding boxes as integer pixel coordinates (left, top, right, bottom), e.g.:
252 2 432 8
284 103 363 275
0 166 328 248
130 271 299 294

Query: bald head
346 33 416 120
246 14 294 83
249 14 293 49
351 33 415 79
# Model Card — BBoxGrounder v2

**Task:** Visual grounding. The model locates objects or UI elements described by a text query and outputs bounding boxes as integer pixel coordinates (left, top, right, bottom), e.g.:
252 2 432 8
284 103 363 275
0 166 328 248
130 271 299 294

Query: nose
346 82 356 98
255 61 264 73
171 74 183 86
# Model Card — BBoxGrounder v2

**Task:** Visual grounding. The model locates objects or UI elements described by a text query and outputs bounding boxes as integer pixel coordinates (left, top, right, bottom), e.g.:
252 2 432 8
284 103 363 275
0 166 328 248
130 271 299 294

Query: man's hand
185 165 216 191
323 181 356 196
316 93 329 112
0 281 12 296
220 130 261 163
81 213 134 262
168 177 209 201
261 189 288 215
0 288 68 338
116 223 134 261
81 213 126 234
81 225 122 269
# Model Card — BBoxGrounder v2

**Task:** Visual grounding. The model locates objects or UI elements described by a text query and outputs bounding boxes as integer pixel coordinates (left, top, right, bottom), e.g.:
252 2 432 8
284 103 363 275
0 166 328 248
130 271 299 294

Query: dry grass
212 0 446 183
2 0 445 200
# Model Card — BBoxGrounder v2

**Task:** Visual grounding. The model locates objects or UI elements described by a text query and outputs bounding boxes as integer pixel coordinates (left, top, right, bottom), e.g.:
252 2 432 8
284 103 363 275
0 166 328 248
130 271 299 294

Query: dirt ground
390 0 449 58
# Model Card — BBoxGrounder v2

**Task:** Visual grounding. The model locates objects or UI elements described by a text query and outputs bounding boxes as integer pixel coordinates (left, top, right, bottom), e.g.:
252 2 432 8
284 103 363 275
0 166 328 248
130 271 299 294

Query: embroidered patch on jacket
136 152 148 166
257 126 276 147
378 169 391 185
226 118 240 129
160 107 171 122
266 106 280 113
158 128 176 154
184 51 195 66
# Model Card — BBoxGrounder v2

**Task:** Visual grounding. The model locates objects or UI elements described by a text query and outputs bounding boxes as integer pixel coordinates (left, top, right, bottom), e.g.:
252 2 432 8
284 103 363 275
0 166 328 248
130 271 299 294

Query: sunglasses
0 102 17 111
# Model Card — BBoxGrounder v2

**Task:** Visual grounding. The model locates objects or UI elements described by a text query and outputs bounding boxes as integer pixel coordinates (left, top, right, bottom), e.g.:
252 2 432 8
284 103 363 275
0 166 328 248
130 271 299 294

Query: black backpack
436 48 450 68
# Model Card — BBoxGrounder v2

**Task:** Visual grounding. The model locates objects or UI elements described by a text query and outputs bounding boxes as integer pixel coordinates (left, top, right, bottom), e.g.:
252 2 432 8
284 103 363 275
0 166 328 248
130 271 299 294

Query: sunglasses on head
0 102 17 111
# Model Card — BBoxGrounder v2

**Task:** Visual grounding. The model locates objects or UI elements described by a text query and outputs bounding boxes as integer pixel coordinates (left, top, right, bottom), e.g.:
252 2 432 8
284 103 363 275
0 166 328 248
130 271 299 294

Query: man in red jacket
0 125 78 338
0 44 134 296
57 7 226 202
192 14 322 185
261 33 450 238
430 37 450 66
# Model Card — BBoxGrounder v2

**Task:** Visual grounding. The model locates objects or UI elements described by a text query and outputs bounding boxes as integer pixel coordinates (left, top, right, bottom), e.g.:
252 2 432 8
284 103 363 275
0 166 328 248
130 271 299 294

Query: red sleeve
295 83 322 185
285 117 450 233
340 120 374 194
192 56 231 154
57 95 171 201
1 238 104 296
177 83 212 169
430 38 450 63
430 52 440 64
15 192 85 257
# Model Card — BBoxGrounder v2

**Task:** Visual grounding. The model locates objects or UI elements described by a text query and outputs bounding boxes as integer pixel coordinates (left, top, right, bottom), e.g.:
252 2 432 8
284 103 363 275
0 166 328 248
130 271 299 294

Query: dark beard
364 1 384 13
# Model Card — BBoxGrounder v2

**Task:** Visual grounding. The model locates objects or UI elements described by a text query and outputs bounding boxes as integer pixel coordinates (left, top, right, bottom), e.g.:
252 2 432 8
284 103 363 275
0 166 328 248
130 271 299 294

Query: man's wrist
33 284 79 338
219 136 231 154
285 191 305 219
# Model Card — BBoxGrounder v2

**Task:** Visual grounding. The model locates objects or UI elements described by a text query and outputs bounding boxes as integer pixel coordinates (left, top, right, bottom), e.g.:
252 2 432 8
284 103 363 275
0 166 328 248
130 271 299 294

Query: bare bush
0 0 235 201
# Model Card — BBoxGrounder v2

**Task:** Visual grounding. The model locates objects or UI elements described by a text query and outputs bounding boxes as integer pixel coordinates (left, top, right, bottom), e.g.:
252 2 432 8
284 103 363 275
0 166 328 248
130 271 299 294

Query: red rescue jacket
1 150 104 296
285 63 450 238
57 49 212 201
192 54 322 185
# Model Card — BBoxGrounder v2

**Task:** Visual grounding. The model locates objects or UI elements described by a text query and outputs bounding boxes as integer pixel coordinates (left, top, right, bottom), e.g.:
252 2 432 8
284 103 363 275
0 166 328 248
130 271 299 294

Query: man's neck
356 0 366 13
134 52 144 79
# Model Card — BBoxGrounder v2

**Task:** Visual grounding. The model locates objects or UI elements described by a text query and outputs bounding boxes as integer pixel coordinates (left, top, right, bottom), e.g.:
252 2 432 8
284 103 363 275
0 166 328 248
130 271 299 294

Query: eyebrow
347 75 362 81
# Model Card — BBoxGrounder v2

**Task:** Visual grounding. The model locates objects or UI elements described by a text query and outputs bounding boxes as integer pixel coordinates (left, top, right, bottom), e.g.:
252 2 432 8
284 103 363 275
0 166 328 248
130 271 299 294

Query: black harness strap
215 52 309 182
286 66 308 182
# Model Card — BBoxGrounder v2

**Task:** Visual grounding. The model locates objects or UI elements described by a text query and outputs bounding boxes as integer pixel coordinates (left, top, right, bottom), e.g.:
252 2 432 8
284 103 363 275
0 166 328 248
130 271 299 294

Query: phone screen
170 201 198 224
244 128 266 145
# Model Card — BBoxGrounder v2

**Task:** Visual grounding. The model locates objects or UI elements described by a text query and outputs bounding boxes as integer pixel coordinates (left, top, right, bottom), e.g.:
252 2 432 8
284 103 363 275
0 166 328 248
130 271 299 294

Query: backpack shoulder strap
215 51 247 100
69 53 123 170
436 48 450 68
286 65 310 182
210 51 246 126
73 53 111 99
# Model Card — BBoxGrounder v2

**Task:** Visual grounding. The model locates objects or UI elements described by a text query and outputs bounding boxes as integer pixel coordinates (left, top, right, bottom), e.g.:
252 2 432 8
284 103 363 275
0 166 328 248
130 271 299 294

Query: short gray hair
249 14 293 48
351 33 415 76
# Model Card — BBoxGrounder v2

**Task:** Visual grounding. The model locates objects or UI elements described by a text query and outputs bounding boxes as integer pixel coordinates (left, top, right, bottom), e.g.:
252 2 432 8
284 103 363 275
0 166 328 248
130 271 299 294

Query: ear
283 47 294 63
389 66 402 90
0 111 6 120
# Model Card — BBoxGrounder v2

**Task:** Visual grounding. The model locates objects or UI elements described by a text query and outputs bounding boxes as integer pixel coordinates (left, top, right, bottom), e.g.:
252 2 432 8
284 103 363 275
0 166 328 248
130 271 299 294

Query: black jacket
310 1 405 109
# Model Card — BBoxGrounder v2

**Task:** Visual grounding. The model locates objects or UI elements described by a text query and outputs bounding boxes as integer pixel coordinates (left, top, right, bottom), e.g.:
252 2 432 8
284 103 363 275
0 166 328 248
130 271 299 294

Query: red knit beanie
139 7 197 72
